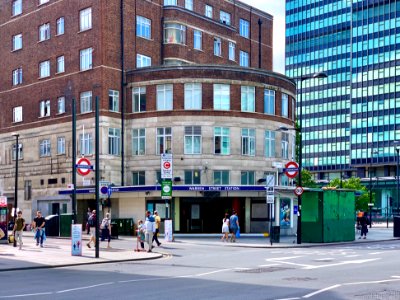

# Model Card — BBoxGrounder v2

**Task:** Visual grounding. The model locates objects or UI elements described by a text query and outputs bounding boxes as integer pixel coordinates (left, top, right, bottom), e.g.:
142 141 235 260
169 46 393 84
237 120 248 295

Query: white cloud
240 0 286 74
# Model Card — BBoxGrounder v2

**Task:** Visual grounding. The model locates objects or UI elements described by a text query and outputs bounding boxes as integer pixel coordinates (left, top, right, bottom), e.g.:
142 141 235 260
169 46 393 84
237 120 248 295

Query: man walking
229 210 239 242
32 211 46 247
152 210 162 247
13 211 25 249
87 210 97 248
144 211 155 252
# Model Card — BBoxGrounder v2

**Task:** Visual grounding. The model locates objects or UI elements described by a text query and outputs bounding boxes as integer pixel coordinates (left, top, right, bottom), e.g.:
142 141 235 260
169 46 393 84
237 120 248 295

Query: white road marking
368 252 384 255
313 258 334 261
303 284 341 298
56 282 114 293
391 276 400 278
275 298 300 300
344 255 359 258
258 263 280 267
344 278 400 285
303 258 380 270
267 256 303 261
0 292 53 298
195 269 232 277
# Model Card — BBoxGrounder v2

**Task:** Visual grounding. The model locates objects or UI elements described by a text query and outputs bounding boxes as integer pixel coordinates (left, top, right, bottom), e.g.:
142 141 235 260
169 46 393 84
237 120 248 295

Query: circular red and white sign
163 161 171 169
285 161 299 179
294 186 304 196
76 157 92 176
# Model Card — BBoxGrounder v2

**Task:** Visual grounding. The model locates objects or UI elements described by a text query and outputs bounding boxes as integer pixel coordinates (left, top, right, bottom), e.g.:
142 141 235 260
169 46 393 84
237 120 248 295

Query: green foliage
300 169 317 188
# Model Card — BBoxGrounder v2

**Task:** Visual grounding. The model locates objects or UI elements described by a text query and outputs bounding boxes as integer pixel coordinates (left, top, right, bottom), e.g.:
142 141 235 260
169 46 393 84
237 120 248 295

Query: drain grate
236 266 292 273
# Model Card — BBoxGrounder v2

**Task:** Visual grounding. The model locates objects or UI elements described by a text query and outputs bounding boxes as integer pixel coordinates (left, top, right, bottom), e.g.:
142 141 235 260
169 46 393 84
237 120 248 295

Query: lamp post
369 149 378 228
12 133 20 247
393 141 400 216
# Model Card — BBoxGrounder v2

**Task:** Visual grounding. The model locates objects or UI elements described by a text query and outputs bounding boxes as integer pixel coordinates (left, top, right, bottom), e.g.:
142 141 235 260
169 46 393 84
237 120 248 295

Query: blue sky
240 0 286 74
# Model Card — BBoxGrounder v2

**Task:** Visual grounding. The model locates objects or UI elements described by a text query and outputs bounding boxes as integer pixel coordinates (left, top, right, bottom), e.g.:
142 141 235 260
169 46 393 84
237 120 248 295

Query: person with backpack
87 210 96 248
144 210 155 252
100 213 111 248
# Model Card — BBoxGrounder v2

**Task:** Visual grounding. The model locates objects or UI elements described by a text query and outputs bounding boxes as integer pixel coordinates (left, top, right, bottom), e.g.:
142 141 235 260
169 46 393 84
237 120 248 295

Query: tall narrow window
214 37 221 56
56 17 64 35
108 128 121 155
38 23 50 41
39 100 50 117
12 0 22 16
39 60 50 78
80 91 92 113
156 127 172 154
241 86 255 112
264 89 275 114
185 170 201 184
220 11 231 25
80 133 93 155
228 42 235 61
57 56 65 73
156 84 173 110
12 34 22 51
12 143 23 160
132 171 146 185
239 19 249 38
133 87 146 112
193 30 202 50
184 83 202 109
281 132 289 159
132 128 146 156
205 5 213 18
185 0 193 10
80 7 92 31
24 180 32 200
214 127 230 155
12 68 23 85
109 90 119 112
239 50 249 67
136 54 151 68
184 126 201 154
39 139 51 157
241 171 255 185
57 137 65 155
282 93 288 117
213 84 230 110
265 131 276 158
13 106 23 123
136 16 151 39
57 97 65 114
241 128 255 156
80 48 93 71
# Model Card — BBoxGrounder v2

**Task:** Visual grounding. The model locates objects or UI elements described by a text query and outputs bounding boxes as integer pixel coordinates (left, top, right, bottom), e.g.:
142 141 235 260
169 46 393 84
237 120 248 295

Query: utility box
59 214 73 237
394 216 400 238
302 190 355 243
45 215 59 237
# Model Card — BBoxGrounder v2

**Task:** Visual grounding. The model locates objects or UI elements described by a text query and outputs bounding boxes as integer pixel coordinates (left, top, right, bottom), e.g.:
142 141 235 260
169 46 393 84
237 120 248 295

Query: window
184 83 202 109
282 93 288 117
193 30 202 50
241 86 255 112
12 0 22 16
57 56 65 73
12 68 23 85
109 89 119 112
57 137 65 155
80 7 92 31
80 91 92 113
214 171 229 185
185 0 193 10
80 133 93 155
242 128 255 156
281 132 289 159
39 60 50 78
264 89 275 114
239 50 249 67
39 139 51 157
220 11 231 25
214 127 230 155
57 97 65 114
213 84 230 110
136 54 151 68
108 128 121 155
228 42 235 61
56 17 64 35
132 171 145 185
185 170 201 184
136 16 151 39
241 171 255 185
12 34 22 51
205 5 213 18
132 128 146 155
39 100 50 117
164 23 186 44
164 0 177 5
239 19 250 38
265 130 276 158
39 0 49 4
38 23 50 41
133 87 146 112
156 127 172 154
12 143 23 160
24 180 31 200
156 84 173 110
13 106 23 123
80 48 92 71
184 126 201 154
214 37 221 56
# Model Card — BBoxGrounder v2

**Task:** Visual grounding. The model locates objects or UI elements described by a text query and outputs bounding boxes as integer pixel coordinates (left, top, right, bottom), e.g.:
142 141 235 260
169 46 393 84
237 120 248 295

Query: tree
299 169 317 188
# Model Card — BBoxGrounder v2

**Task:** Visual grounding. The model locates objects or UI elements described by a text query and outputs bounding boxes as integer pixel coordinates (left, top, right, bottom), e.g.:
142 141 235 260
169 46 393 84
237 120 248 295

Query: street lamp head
11 132 20 138
300 72 328 81
276 126 300 132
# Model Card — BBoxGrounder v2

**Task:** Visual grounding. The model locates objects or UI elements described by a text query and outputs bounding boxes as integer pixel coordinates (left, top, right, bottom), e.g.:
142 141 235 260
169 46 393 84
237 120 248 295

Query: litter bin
45 215 59 237
394 216 400 238
59 214 73 237
110 222 118 239
271 225 280 243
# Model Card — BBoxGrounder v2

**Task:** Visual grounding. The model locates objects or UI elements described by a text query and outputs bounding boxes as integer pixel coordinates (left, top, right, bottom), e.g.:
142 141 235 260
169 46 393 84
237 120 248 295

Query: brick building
0 0 296 234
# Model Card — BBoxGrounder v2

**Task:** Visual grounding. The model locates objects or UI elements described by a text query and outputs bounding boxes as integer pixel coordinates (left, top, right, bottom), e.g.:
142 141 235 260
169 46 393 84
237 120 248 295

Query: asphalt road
1 240 400 300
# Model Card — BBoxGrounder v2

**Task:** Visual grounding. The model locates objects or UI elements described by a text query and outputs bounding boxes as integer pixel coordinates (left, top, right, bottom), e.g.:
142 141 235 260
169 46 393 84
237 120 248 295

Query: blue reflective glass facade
286 0 400 180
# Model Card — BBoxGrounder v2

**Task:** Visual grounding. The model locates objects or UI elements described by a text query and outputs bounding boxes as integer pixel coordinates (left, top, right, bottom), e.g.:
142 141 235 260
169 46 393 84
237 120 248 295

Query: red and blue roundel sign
285 161 299 179
76 157 92 176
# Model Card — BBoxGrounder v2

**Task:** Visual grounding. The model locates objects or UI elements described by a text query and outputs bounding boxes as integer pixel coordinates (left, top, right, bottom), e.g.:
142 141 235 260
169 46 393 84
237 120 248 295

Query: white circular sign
294 186 304 196
162 185 171 193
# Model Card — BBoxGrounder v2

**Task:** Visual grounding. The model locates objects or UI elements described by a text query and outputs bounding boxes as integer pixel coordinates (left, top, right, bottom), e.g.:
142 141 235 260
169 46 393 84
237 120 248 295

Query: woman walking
221 213 230 242
100 213 112 248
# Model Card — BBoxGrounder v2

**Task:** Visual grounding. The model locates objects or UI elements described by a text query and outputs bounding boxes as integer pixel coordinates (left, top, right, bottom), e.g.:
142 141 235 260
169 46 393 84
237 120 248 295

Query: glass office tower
286 0 400 215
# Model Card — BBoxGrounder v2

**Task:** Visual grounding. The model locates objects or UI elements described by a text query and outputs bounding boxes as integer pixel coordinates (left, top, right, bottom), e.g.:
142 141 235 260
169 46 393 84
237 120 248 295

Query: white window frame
184 126 202 154
109 89 119 112
241 171 255 185
12 143 23 160
213 84 230 110
239 19 250 38
184 170 201 185
39 23 50 41
164 23 186 44
265 130 276 158
12 67 23 85
241 128 255 156
133 87 146 112
213 170 230 185
80 133 93 155
13 106 23 123
240 50 249 67
156 84 173 111
80 7 92 31
39 99 50 117
156 127 172 155
80 47 93 71
39 139 51 157
80 91 92 113
214 37 221 56
57 137 65 155
264 89 275 114
220 11 231 25
185 0 193 10
136 16 151 39
214 127 230 155
228 42 235 61
241 86 255 112
12 0 22 16
108 128 121 156
57 97 65 114
132 128 146 156
132 171 146 185
56 17 64 35
164 0 177 5
282 93 289 117
281 132 289 159
136 54 151 68
39 60 50 78
57 55 65 73
205 5 213 18
184 83 202 110
12 33 22 51
194 30 202 50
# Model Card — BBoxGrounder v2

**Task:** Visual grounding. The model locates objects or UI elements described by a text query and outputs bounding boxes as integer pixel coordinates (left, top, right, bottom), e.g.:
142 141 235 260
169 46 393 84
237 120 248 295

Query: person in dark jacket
358 211 369 239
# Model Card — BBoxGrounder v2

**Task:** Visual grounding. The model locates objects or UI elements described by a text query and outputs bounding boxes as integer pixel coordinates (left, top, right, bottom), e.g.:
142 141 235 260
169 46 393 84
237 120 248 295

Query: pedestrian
100 213 112 248
152 210 162 247
358 211 369 239
221 213 230 242
32 211 46 247
229 210 239 242
86 208 92 235
13 211 25 250
137 220 146 250
144 210 155 252
87 210 97 248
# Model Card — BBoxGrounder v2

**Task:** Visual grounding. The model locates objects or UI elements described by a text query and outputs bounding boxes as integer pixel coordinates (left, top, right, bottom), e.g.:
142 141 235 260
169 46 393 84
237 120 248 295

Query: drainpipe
120 0 125 186
258 18 262 69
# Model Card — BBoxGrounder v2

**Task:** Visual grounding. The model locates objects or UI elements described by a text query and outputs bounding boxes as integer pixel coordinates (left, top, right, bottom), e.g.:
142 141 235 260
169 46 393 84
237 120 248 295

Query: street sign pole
161 154 173 219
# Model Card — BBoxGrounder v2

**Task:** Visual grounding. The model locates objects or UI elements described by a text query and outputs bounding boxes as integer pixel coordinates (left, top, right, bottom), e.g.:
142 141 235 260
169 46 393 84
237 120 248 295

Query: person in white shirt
144 210 155 252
